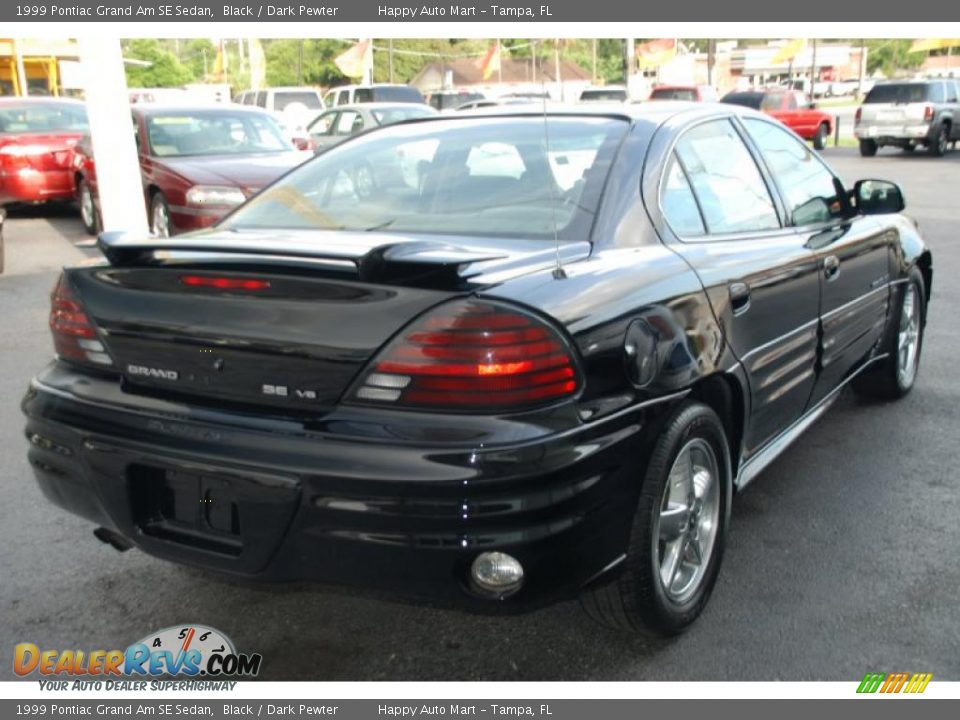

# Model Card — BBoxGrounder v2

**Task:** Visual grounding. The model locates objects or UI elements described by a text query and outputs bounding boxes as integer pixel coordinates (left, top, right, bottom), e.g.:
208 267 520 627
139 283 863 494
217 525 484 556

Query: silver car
855 79 960 157
307 103 437 152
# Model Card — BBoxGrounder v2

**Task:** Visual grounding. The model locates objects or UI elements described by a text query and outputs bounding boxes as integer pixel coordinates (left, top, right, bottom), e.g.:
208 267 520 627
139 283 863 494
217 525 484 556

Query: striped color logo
857 672 933 694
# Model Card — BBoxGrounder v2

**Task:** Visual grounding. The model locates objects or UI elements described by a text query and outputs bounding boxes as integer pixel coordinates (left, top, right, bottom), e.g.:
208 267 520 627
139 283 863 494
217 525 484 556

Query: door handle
823 255 840 281
729 282 751 315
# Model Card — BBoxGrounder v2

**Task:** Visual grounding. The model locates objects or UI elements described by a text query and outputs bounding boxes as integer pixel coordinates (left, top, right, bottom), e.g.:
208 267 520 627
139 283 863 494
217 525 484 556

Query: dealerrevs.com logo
14 625 262 680
857 672 933 694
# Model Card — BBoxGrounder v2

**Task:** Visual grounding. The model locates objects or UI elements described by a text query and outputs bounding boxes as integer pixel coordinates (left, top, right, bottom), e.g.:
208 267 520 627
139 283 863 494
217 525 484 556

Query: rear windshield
650 88 697 101
224 117 628 242
580 89 628 102
721 92 763 110
371 106 436 125
0 102 88 133
274 91 322 111
864 84 932 104
145 110 292 157
372 86 424 103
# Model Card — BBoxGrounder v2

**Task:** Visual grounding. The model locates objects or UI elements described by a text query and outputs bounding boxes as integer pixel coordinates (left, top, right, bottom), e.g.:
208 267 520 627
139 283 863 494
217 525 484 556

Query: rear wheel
853 268 925 400
859 139 878 157
77 179 98 236
929 124 949 157
150 192 171 237
581 401 731 635
813 123 829 150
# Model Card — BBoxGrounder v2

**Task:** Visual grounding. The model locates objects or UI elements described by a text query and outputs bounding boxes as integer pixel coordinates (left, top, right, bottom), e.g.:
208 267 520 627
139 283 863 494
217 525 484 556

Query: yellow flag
335 39 373 79
480 42 501 81
248 39 266 89
909 39 960 53
636 39 676 69
770 39 806 65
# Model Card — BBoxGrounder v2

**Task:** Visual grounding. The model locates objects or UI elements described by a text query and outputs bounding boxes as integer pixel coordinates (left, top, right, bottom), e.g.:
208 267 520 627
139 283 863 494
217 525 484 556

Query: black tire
581 401 732 635
77 178 99 236
853 267 926 401
928 124 949 157
859 139 878 157
813 123 829 151
150 192 171 237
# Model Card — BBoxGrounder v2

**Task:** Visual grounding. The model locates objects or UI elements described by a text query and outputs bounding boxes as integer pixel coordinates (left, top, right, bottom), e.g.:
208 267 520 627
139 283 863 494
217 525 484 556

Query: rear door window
743 118 844 227
674 119 780 235
660 153 706 237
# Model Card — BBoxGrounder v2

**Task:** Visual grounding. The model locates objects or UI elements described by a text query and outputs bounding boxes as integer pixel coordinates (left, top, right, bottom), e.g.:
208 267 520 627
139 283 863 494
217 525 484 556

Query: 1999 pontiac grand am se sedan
23 104 932 635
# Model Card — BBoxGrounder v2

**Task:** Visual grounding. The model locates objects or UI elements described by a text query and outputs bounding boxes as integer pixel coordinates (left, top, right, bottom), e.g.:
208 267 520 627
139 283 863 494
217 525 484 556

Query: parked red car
0 98 88 207
74 104 311 236
721 89 834 149
648 85 719 102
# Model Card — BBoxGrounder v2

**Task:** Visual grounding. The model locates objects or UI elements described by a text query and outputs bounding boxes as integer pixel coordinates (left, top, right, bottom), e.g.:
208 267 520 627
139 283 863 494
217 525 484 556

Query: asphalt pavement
1 147 958 681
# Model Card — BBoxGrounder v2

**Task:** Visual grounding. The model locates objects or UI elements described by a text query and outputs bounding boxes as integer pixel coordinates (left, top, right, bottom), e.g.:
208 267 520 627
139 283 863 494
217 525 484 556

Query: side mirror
854 179 905 215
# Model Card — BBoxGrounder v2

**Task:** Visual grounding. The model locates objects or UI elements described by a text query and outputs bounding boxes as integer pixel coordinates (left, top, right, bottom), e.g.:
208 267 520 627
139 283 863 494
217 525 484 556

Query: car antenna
541 48 565 280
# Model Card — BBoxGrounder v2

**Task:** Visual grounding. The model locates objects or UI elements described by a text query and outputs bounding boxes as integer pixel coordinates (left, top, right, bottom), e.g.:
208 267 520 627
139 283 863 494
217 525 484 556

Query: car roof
0 97 85 105
320 102 434 112
134 104 276 116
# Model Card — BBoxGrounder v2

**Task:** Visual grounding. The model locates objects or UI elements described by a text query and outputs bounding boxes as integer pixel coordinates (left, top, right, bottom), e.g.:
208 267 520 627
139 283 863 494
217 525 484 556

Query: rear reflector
49 275 113 367
350 300 580 412
180 275 271 291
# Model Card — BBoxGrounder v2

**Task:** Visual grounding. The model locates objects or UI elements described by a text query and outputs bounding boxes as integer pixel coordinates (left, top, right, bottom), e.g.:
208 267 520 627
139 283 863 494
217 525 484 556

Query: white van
234 87 324 128
323 84 424 107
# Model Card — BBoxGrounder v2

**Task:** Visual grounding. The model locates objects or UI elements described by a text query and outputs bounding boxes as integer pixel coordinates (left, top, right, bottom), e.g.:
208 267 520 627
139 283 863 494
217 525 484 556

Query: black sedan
23 105 931 635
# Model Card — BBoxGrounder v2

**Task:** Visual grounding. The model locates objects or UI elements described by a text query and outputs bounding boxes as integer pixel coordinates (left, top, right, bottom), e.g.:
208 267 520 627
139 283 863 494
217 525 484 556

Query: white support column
77 37 149 236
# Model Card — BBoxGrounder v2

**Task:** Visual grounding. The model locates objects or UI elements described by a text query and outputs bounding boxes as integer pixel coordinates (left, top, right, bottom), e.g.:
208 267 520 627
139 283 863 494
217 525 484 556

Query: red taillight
180 275 271 291
923 104 934 122
351 300 581 412
49 275 112 367
855 107 862 124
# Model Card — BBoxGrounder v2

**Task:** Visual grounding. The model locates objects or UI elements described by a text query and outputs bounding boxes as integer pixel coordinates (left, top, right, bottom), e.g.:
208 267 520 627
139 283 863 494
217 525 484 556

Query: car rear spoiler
96 230 512 287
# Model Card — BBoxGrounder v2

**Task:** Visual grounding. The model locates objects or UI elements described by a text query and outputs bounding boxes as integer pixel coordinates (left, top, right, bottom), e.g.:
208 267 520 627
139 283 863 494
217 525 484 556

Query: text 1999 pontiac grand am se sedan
22 104 931 634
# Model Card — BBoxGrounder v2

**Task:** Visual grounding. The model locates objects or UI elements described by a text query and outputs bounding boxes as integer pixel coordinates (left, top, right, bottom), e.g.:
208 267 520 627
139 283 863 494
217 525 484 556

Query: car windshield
580 89 627 102
145 110 292 157
371 106 436 125
0 102 88 133
721 92 764 110
275 91 322 111
864 84 931 104
650 88 696 101
224 116 628 241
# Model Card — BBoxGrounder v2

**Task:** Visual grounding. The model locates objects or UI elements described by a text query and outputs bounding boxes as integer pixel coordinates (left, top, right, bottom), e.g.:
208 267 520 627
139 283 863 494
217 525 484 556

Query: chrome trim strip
735 352 888 491
739 318 819 363
820 283 890 322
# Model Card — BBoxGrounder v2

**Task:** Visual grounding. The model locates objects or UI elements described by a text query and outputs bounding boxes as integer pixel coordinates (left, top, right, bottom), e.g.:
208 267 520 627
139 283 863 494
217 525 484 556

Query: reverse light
185 185 246 207
180 275 271 291
49 275 113 367
351 300 581 412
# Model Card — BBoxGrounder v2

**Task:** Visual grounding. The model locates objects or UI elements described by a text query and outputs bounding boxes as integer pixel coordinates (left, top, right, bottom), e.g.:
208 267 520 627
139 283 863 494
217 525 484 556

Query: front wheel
853 268 926 400
859 139 878 157
929 124 949 157
813 123 829 150
150 192 171 237
581 401 731 635
77 179 99 236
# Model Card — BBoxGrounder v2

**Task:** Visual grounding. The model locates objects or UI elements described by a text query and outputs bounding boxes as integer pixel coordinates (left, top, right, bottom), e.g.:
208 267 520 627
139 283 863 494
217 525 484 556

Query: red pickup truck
721 89 834 149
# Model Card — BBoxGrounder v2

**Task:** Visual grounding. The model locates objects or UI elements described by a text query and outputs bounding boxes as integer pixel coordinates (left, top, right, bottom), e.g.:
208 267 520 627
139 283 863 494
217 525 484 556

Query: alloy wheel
897 284 920 389
657 438 721 604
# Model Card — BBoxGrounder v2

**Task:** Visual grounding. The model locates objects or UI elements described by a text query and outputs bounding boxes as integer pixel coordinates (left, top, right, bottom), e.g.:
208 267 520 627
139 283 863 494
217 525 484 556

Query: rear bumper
0 168 74 205
854 122 934 143
22 363 657 612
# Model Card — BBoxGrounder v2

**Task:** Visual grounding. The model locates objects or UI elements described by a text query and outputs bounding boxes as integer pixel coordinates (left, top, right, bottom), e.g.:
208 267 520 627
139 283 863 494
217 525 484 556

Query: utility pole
592 38 597 83
624 38 635 87
857 39 866 100
388 39 394 83
707 38 716 86
497 38 503 84
13 38 29 97
810 38 818 100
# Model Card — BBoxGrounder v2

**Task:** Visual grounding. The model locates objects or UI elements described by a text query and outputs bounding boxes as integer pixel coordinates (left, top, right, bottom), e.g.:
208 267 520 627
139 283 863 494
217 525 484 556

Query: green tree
122 39 193 88
865 40 926 77
262 39 346 87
